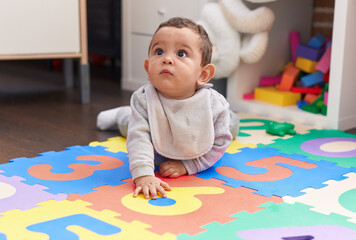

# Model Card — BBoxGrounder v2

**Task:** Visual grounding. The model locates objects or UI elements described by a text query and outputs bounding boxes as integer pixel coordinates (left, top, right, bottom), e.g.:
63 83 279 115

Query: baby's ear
144 59 150 80
197 64 215 86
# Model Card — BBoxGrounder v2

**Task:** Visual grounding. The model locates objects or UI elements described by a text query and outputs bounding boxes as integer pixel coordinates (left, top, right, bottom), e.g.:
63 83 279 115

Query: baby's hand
160 160 188 178
133 176 171 199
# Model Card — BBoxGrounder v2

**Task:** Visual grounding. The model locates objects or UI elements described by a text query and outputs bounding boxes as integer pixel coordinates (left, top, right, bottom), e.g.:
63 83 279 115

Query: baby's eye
155 48 164 55
177 50 187 58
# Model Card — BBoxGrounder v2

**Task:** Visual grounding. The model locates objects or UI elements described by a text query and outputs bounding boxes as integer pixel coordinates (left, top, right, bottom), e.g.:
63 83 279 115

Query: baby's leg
97 106 131 137
116 106 131 138
159 160 188 178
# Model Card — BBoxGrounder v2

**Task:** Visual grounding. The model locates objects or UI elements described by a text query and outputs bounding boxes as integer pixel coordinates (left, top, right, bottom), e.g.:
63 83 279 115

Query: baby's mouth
160 69 173 75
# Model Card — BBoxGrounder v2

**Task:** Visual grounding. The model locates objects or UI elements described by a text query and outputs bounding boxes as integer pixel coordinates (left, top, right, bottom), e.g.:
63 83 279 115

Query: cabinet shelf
227 0 356 130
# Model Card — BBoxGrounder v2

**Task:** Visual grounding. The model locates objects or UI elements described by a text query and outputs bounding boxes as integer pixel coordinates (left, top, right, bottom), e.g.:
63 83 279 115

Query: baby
97 17 239 199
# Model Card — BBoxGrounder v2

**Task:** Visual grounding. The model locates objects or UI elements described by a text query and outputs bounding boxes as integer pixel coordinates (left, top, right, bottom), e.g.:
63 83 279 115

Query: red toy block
316 44 331 73
279 65 300 91
323 71 329 83
243 93 255 100
289 31 300 63
291 86 322 95
259 76 282 86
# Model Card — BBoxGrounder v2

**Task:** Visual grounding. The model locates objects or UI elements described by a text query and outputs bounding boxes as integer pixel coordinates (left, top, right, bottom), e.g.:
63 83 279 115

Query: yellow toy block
295 57 318 73
90 136 127 153
254 87 301 106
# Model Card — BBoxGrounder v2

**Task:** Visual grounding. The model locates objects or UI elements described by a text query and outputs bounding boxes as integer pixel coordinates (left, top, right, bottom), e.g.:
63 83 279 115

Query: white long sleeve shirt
127 83 232 181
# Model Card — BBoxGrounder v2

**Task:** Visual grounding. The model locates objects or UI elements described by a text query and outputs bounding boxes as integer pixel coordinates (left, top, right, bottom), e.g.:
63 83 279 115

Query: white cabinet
0 0 80 55
121 0 207 91
0 0 90 103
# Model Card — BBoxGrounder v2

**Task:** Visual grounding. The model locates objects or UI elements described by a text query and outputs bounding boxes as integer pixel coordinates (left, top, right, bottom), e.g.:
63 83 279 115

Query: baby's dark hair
149 17 213 66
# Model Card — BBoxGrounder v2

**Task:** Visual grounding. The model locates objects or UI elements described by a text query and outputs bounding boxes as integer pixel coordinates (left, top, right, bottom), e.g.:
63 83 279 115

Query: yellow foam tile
0 200 175 240
90 136 127 153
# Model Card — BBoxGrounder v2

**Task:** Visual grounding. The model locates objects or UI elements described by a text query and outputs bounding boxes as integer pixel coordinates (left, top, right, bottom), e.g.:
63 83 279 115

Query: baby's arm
182 101 233 174
128 87 172 198
134 175 171 199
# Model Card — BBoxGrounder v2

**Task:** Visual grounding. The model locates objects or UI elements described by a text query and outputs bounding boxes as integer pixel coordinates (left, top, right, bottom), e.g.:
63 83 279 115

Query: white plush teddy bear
199 0 276 79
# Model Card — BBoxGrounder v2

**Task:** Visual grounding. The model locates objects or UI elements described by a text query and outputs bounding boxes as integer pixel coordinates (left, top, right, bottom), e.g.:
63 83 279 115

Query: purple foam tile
0 174 67 214
237 225 356 240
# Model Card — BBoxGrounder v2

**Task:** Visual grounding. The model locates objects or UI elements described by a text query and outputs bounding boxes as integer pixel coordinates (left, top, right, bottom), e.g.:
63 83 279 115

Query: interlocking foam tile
195 147 353 197
0 146 131 195
177 202 356 240
259 129 356 168
283 172 356 224
89 136 127 153
237 225 356 240
68 174 282 236
225 141 256 154
0 174 66 215
0 200 175 240
236 112 321 145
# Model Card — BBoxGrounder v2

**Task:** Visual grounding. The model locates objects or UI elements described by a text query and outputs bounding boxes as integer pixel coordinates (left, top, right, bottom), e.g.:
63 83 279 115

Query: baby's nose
162 55 173 65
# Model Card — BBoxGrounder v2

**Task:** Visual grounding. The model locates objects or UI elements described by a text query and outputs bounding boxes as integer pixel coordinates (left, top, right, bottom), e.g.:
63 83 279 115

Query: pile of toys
245 32 331 115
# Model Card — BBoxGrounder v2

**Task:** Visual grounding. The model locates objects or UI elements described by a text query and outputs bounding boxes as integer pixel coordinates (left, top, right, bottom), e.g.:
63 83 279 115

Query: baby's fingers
161 181 171 191
133 186 142 197
156 186 167 198
143 186 151 199
149 185 158 199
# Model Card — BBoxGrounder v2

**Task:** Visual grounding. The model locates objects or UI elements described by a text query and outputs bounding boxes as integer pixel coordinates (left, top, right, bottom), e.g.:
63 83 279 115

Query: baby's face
145 26 204 99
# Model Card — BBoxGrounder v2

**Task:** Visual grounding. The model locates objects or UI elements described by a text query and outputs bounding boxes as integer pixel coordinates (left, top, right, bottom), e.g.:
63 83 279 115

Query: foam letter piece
0 146 131 195
68 175 281 236
0 200 175 239
258 129 356 168
196 147 353 197
27 214 121 239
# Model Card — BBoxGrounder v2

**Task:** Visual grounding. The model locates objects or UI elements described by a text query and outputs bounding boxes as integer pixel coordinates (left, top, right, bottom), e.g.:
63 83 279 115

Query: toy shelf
227 0 356 130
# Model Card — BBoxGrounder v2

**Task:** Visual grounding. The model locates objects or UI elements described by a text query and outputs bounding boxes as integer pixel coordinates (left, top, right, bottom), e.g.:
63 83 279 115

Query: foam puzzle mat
1 112 356 239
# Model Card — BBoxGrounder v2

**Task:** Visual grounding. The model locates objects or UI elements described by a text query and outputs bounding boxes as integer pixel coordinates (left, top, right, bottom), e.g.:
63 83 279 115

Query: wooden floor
0 60 132 164
0 60 355 165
